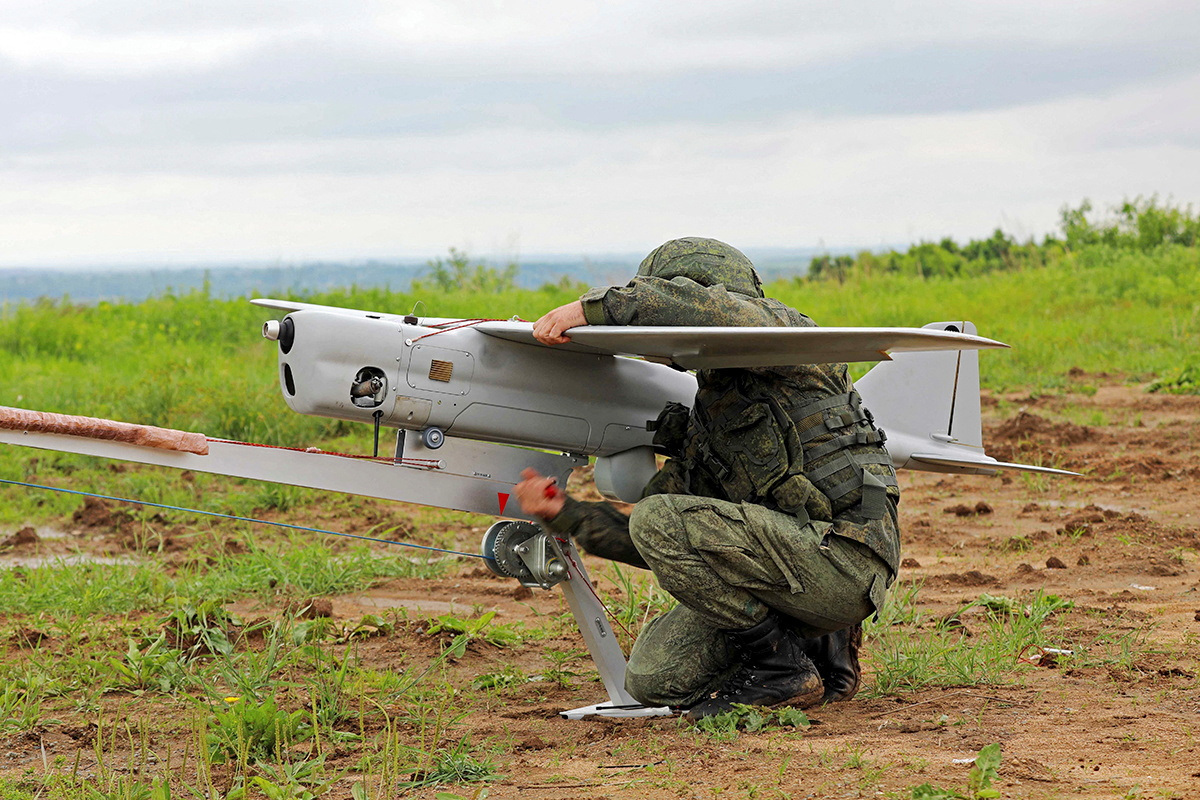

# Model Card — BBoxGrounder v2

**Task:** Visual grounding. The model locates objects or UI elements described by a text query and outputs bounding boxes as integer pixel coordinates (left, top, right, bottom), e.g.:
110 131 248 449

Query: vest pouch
705 402 789 504
807 451 898 518
648 401 691 458
771 473 833 522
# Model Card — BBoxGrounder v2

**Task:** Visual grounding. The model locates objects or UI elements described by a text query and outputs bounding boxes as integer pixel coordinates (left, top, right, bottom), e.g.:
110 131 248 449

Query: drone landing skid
480 521 673 721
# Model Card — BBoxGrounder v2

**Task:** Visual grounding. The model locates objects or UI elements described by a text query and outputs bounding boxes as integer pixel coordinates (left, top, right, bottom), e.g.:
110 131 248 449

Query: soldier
515 237 899 720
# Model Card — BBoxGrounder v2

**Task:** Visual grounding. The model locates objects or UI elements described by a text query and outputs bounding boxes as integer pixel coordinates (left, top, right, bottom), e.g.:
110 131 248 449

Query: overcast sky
3 0 1199 266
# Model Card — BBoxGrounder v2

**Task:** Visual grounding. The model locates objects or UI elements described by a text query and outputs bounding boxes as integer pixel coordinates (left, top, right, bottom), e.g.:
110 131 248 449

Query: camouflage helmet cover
636 237 764 298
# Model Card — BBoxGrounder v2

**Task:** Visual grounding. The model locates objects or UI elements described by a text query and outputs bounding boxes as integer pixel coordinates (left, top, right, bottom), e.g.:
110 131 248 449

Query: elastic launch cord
0 478 484 560
409 317 527 344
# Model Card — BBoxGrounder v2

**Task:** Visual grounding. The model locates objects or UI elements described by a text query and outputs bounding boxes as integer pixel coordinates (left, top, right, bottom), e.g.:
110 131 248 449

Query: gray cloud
7 29 1198 172
2 0 1199 262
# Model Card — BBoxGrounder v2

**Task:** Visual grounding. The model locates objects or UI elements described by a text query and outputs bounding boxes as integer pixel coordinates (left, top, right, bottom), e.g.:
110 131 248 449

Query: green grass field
1 240 1196 523
0 232 1197 798
6 241 1198 429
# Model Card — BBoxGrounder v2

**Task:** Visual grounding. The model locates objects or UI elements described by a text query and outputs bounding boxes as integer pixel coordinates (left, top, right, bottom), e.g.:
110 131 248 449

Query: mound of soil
993 411 1092 445
0 526 38 549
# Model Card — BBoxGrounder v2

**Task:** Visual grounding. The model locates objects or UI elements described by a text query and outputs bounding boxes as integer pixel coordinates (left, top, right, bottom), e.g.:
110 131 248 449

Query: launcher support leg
480 521 672 719
552 536 673 720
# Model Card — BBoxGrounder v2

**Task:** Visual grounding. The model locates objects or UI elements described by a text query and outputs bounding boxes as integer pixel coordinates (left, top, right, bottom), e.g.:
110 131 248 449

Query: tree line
807 197 1200 283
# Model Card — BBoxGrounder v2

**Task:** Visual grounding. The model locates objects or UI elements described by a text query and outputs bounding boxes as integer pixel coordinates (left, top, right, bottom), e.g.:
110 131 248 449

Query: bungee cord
0 478 485 560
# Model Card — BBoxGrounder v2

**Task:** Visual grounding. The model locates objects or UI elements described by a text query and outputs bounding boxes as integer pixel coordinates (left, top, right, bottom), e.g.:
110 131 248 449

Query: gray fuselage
274 308 698 457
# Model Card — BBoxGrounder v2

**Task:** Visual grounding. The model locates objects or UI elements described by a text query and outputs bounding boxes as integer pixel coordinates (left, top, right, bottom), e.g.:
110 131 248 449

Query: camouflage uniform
543 238 900 708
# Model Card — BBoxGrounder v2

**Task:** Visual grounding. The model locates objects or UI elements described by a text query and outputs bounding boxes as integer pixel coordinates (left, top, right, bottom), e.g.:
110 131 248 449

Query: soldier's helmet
636 237 764 298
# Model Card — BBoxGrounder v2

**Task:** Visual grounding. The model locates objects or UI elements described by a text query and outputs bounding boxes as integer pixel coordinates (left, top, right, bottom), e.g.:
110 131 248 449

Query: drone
0 298 1071 719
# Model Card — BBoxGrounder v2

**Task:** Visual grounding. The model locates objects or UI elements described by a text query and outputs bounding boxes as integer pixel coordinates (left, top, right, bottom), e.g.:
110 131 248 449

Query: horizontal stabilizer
910 453 1080 476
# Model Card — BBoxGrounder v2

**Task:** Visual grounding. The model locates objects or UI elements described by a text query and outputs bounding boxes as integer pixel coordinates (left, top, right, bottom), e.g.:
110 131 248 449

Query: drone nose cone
263 316 295 353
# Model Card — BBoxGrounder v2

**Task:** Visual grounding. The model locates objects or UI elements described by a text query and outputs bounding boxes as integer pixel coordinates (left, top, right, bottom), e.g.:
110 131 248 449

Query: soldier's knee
625 668 708 708
624 666 674 707
625 648 715 709
628 494 682 555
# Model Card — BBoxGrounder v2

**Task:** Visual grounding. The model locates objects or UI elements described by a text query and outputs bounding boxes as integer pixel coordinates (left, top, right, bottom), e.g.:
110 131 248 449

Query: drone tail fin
856 321 1076 476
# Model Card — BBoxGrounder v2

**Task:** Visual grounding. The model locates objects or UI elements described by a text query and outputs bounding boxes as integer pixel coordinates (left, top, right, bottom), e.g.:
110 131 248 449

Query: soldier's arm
542 496 649 570
515 468 650 570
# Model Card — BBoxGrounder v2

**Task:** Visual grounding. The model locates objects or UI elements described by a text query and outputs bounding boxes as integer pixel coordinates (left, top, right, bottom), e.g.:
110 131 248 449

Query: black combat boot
799 622 862 703
684 614 824 721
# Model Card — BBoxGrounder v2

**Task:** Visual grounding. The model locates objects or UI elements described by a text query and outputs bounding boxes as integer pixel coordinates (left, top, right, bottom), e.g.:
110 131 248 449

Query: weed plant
908 742 1002 799
205 695 314 765
689 704 811 740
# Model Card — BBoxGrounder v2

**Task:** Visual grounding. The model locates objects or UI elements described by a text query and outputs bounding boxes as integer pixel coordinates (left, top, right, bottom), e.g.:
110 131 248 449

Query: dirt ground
2 380 1199 798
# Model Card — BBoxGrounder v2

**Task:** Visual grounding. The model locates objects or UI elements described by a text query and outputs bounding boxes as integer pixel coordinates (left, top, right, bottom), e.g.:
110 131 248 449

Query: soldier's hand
533 301 586 345
514 468 566 520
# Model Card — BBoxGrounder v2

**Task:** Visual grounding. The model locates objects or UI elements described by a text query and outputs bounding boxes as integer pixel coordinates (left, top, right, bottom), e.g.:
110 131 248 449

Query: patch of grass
867 579 927 630
689 704 810 740
602 562 678 647
1070 626 1160 672
538 648 586 687
228 756 336 800
776 242 1200 392
0 778 38 800
0 560 176 616
0 543 437 617
864 591 1074 697
0 684 49 733
191 541 449 600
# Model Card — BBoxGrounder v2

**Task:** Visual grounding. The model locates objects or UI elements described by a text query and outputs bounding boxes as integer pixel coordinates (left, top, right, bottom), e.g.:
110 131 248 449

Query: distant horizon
0 243 871 273
0 245 868 305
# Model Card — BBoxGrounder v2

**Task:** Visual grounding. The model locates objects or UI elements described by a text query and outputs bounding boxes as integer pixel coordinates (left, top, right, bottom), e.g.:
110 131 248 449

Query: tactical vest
649 371 899 562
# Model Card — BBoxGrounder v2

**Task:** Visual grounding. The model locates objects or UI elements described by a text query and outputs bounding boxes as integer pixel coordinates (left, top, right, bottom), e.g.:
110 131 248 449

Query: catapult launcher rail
0 405 670 720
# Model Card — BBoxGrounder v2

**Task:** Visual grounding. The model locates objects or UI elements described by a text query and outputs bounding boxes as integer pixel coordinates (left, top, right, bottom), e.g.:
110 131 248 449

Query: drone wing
475 322 1007 369
250 299 1007 368
250 298 396 317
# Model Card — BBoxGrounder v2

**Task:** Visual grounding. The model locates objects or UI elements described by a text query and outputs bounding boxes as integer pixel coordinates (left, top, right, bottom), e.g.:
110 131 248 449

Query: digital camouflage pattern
545 237 899 707
634 237 763 299
623 494 891 708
